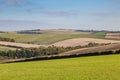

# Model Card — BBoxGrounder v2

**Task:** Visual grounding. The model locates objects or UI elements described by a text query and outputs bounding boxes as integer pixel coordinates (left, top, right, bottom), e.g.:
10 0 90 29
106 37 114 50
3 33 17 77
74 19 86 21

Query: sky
0 0 120 31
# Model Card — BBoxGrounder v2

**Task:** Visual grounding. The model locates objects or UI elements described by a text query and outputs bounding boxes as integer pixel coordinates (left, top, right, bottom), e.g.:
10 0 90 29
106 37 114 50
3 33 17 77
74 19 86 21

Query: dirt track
60 43 120 55
51 38 120 47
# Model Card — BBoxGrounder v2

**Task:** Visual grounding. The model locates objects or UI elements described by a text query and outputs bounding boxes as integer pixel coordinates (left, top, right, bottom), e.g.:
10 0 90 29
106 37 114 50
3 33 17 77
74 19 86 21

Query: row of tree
0 37 15 42
0 46 72 59
0 43 100 59
0 43 113 59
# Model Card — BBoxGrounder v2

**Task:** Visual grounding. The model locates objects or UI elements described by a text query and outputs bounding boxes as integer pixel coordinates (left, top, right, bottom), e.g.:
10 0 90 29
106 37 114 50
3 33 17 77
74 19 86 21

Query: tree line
0 45 81 59
0 43 100 59
0 43 118 60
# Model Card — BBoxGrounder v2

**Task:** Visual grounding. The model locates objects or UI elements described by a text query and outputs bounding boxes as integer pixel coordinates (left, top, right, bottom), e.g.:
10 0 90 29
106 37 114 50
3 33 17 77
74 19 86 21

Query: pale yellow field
51 38 120 47
0 41 41 48
106 33 120 39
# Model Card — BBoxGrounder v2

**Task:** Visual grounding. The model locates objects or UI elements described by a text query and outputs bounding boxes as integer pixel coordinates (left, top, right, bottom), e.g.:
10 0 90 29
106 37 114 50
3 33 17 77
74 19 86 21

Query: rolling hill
0 32 107 45
51 38 120 47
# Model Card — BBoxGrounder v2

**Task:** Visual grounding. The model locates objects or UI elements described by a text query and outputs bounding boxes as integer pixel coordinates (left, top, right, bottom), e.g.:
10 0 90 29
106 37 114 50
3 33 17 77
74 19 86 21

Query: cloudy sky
0 0 120 31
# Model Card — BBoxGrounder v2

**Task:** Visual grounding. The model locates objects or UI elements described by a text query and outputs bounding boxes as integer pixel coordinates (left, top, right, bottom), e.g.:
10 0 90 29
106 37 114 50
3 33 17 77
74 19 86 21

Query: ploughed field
61 43 120 55
0 54 120 80
106 33 120 39
52 38 120 47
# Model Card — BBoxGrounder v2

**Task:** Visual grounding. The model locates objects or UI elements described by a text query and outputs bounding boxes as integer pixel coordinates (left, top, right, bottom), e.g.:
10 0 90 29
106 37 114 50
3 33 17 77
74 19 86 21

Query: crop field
0 41 40 48
0 54 120 80
52 38 120 47
0 46 16 51
0 32 107 45
61 43 120 55
106 33 120 39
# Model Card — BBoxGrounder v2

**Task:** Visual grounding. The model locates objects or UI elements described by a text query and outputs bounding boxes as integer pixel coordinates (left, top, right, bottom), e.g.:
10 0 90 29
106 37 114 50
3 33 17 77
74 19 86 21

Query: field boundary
1 49 120 64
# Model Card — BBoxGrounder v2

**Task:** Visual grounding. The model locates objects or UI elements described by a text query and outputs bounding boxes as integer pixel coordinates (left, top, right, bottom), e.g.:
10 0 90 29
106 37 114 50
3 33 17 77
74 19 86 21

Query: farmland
106 33 120 39
0 30 119 80
0 41 40 48
0 54 120 80
1 0 120 80
0 46 16 51
0 32 106 45
52 38 120 47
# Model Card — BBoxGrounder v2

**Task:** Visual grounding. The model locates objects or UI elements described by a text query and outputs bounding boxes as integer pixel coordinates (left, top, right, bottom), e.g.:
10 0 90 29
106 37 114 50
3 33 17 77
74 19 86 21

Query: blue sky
0 0 120 31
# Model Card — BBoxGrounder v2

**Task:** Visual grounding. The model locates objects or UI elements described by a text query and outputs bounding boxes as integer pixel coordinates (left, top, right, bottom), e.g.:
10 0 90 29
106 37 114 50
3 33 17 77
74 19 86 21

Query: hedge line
3 49 120 63
0 43 102 59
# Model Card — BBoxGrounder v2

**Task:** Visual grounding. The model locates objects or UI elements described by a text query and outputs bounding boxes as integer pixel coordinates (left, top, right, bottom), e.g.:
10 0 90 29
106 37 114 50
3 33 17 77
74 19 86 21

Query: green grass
0 32 107 45
0 54 120 80
0 46 16 51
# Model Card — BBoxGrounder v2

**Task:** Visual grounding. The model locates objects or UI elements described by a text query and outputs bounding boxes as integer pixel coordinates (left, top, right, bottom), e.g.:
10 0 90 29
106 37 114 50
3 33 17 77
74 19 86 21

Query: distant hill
17 29 92 34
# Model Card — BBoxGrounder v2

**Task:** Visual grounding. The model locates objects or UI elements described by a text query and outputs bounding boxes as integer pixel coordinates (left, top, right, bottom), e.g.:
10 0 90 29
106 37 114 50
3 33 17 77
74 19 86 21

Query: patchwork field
0 30 120 80
0 31 119 49
0 54 120 80
51 38 120 47
0 37 119 49
0 32 106 45
61 43 120 55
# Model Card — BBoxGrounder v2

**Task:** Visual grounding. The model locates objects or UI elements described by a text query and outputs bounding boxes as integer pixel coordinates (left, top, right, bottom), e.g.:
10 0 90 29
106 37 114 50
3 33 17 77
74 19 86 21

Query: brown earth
60 43 120 55
105 33 120 39
51 38 120 47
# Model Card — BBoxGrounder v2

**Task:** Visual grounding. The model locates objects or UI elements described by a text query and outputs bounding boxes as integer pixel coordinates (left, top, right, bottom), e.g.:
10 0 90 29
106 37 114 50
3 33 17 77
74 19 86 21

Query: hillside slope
61 43 120 55
52 38 120 47
0 32 106 45
0 41 41 48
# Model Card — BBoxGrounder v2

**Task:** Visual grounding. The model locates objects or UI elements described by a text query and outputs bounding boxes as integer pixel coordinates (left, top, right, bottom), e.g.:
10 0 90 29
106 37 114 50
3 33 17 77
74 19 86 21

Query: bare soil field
51 38 120 47
105 33 120 39
60 43 120 55
0 41 41 48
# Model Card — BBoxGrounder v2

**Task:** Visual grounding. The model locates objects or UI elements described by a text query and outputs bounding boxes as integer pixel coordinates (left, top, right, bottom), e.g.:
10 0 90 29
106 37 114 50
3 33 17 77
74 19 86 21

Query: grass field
0 54 120 80
0 32 106 45
0 46 16 51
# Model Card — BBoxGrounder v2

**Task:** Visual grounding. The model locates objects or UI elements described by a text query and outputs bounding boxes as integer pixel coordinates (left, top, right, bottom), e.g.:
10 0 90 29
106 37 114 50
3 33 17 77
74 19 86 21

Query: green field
0 32 106 45
0 54 120 80
0 46 16 51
